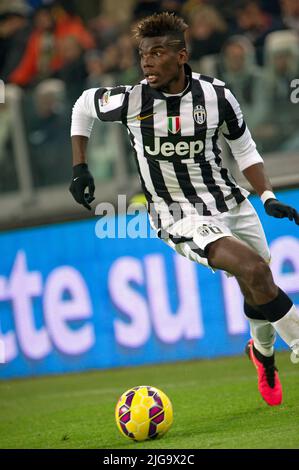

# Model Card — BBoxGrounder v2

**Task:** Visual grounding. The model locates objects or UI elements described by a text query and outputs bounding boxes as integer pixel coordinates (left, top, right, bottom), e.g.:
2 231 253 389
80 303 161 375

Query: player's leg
236 276 282 405
163 212 280 355
208 236 277 303
208 236 299 359
236 277 276 357
158 199 299 360
227 199 277 356
228 199 299 361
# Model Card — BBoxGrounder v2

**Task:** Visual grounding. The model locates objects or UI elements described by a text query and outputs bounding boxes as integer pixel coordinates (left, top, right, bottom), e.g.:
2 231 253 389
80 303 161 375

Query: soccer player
70 13 299 406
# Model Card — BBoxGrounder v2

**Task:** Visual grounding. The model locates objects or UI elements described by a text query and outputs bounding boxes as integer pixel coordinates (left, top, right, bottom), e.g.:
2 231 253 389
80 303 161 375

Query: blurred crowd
0 0 299 189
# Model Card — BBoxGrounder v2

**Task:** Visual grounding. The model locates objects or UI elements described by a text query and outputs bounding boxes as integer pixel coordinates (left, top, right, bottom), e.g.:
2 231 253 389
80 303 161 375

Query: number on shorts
198 224 223 236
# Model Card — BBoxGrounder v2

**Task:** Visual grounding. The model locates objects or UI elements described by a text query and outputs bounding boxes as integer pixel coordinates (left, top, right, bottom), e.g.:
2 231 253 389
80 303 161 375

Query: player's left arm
220 87 299 225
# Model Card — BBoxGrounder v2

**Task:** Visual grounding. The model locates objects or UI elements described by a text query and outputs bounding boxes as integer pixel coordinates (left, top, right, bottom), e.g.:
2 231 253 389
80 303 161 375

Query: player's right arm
70 135 95 211
69 86 131 210
220 87 299 225
70 89 98 210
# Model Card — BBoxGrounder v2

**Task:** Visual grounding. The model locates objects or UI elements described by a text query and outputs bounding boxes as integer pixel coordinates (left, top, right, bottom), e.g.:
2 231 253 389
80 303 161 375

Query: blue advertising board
0 189 298 379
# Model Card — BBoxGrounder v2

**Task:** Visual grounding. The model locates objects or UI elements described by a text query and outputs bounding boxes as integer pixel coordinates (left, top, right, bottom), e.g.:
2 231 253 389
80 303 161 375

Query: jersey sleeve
71 86 131 138
71 88 98 137
220 88 264 171
94 86 131 123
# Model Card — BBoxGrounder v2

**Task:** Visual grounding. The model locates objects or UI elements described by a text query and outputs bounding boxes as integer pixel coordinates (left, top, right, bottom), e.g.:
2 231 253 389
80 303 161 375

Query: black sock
244 302 265 320
253 343 274 366
257 288 293 322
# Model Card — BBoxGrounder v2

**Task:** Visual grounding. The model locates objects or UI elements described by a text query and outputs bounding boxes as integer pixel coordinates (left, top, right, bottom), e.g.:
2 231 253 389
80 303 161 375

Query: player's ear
178 48 188 65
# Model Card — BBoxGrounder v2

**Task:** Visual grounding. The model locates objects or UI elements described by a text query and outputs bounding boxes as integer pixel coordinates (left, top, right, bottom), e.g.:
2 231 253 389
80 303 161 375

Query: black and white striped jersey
71 64 263 218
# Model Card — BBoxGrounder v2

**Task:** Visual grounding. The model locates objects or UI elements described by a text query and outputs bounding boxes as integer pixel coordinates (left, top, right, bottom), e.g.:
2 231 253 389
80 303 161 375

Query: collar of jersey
141 63 192 100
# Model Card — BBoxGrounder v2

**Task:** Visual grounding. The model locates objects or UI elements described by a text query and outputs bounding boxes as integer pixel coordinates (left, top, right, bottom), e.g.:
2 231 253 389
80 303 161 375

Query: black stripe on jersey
127 130 152 201
212 129 245 205
126 129 168 235
121 89 130 125
140 87 175 206
197 74 214 83
124 126 161 229
213 85 246 205
223 120 246 140
135 167 164 233
166 95 212 216
110 86 127 97
222 91 246 140
139 87 184 223
150 204 166 237
128 136 164 231
192 79 229 213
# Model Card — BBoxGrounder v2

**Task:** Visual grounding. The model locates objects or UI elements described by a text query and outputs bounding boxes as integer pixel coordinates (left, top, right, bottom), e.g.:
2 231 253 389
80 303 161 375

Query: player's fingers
273 209 284 218
286 208 294 221
284 206 297 221
82 199 92 210
85 195 95 204
70 187 84 204
279 206 299 224
293 209 299 225
88 181 95 198
276 205 291 218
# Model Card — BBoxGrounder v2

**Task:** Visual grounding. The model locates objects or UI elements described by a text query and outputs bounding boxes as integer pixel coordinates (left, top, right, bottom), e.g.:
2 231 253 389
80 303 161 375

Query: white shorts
154 199 271 271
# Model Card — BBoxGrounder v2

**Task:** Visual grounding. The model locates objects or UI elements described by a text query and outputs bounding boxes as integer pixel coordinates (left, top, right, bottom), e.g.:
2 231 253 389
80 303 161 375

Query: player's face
139 36 188 93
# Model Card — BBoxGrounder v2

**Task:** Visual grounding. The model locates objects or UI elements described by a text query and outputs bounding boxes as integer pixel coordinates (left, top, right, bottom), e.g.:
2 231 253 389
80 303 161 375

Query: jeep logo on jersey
145 137 204 159
193 105 206 125
168 116 181 134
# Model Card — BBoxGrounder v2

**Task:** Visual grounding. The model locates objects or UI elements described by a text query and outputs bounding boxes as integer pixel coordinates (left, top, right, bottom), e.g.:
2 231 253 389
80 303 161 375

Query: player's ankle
253 343 274 366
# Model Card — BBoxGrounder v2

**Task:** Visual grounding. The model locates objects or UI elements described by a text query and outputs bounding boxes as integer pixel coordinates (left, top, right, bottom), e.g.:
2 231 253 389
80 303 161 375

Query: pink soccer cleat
246 339 282 406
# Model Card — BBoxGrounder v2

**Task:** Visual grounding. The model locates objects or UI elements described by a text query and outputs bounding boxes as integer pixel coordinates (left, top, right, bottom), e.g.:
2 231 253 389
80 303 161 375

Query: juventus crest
193 105 206 125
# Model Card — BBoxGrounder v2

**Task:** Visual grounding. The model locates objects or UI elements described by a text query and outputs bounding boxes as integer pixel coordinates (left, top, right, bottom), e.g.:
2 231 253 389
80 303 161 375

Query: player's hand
264 198 299 225
69 163 95 211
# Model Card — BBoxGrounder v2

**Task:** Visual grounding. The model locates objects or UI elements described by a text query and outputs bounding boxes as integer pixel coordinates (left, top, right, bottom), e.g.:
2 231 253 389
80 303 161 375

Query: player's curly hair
134 12 188 48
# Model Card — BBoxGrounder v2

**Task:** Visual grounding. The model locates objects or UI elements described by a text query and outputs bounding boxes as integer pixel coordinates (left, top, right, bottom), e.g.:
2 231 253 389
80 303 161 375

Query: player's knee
244 258 275 293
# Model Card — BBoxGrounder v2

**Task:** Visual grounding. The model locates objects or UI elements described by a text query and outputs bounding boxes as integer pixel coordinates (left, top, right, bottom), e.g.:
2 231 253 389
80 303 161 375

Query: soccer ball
115 385 173 441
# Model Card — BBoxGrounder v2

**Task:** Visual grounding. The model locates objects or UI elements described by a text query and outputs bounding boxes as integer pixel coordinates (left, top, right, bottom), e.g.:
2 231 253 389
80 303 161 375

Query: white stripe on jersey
153 99 167 137
179 91 194 136
126 85 142 122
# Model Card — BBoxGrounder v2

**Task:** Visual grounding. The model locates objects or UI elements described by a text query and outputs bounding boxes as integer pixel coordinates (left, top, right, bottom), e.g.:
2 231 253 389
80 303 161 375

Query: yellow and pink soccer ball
115 385 173 441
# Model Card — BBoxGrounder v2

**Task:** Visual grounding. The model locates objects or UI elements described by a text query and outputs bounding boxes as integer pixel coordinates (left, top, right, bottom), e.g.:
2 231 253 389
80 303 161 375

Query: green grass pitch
0 352 299 449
